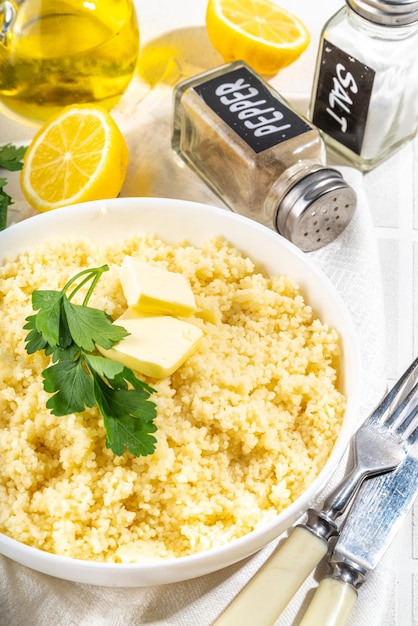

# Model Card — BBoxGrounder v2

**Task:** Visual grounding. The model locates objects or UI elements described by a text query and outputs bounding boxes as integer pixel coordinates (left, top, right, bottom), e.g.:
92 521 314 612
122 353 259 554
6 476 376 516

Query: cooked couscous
0 234 345 562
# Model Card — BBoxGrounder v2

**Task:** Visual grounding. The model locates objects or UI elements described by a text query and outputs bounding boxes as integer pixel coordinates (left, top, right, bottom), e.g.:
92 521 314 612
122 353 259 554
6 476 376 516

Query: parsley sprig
0 143 27 231
24 265 158 457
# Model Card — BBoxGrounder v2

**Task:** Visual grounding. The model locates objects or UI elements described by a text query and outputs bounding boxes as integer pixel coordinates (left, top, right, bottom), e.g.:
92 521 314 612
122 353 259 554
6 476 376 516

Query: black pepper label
194 66 311 153
311 40 375 155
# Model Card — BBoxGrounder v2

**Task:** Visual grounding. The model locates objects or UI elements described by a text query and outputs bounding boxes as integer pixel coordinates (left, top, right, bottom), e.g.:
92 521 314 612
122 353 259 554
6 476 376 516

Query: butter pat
120 257 196 316
98 308 203 379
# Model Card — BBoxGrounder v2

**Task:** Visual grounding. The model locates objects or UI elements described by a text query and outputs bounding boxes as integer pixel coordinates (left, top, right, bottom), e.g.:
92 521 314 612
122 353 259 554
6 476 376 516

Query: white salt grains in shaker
309 0 418 171
172 61 356 252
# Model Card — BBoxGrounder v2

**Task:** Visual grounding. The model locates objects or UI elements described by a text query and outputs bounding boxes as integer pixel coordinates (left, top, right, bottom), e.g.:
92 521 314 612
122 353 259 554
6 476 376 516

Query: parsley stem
83 266 109 306
63 265 109 305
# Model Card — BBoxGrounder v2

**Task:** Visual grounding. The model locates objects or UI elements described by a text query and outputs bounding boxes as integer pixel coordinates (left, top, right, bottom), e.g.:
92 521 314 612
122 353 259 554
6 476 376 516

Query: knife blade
299 443 418 626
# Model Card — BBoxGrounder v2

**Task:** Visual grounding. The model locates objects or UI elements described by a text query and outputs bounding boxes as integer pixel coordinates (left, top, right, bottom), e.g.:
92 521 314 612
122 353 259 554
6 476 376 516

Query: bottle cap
275 168 357 252
347 0 418 25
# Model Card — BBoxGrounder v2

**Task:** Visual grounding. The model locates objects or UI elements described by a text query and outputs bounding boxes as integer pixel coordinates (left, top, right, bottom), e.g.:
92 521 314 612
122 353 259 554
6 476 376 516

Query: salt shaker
172 61 356 252
309 0 418 171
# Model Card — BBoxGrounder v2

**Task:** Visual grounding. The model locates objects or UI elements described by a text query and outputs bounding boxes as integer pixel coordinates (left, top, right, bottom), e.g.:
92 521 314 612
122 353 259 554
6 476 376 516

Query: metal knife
299 443 418 626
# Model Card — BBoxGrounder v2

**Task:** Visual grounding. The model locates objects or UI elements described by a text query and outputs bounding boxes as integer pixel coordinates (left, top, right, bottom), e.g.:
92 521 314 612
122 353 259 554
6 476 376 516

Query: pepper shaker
172 61 356 252
309 0 418 171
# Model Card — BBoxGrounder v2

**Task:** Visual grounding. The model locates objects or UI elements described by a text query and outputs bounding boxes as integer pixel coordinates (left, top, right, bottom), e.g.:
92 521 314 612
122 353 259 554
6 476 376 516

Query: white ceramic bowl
0 197 361 587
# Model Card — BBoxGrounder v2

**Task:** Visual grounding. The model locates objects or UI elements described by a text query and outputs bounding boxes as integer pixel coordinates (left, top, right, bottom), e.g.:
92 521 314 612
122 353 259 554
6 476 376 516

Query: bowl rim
0 196 362 585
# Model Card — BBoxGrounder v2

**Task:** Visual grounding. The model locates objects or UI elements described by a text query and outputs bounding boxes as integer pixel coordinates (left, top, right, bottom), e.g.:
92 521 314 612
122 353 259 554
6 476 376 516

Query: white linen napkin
0 85 391 626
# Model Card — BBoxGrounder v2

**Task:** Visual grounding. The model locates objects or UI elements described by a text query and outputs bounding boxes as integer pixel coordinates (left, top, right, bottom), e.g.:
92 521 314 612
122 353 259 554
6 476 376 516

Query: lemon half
21 104 129 212
206 0 310 75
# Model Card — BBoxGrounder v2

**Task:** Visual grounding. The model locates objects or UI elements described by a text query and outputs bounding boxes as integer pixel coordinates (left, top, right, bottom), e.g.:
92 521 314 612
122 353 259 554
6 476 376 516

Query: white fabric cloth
0 86 390 626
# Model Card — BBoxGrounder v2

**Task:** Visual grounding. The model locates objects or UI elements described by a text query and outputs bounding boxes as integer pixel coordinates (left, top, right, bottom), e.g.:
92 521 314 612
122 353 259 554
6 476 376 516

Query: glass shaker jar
172 61 356 252
308 0 418 171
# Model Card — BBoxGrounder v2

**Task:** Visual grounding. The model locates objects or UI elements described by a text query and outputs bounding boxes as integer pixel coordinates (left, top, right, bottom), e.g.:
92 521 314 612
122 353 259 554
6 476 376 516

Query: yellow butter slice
97 308 203 379
120 256 196 316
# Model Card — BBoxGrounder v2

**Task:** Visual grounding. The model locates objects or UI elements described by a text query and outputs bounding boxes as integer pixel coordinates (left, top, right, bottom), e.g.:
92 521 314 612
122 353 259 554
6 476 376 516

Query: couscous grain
0 233 345 561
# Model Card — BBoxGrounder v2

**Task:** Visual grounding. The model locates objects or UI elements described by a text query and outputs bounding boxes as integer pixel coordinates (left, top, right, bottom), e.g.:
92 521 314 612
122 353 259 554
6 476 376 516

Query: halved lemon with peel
206 0 310 75
21 104 129 212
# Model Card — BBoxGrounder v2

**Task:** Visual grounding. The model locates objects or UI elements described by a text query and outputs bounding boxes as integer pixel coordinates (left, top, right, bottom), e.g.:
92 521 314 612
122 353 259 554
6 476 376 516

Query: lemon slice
206 0 310 75
21 104 129 212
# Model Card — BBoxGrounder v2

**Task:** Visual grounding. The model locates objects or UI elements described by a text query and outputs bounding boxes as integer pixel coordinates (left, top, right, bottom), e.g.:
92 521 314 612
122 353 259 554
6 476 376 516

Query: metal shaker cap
275 168 357 252
346 0 418 25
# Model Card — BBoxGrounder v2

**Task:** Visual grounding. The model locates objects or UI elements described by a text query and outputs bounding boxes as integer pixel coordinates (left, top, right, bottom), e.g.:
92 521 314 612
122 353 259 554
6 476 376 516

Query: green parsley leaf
103 412 158 457
23 313 49 354
0 144 27 171
84 353 126 380
85 354 156 401
113 365 156 395
0 177 12 232
63 299 129 352
44 357 95 415
32 290 65 347
93 374 157 456
0 144 27 231
24 266 158 457
48 342 80 363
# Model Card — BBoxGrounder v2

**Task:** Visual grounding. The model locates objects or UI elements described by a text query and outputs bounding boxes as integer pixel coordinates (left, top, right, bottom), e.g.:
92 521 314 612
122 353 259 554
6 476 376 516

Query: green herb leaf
44 357 95 415
0 144 27 171
63 298 129 352
23 314 49 354
93 374 157 456
114 365 156 395
24 266 158 457
103 412 158 457
32 290 65 347
0 178 12 232
0 144 27 231
85 354 156 399
48 342 80 363
84 353 125 379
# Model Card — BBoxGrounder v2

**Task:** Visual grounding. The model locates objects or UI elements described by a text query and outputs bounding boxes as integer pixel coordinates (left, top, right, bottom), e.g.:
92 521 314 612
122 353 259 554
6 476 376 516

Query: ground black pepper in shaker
172 61 356 252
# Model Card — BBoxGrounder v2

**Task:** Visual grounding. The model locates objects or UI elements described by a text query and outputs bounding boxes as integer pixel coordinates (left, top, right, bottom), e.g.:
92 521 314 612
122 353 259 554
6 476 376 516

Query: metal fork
213 356 418 626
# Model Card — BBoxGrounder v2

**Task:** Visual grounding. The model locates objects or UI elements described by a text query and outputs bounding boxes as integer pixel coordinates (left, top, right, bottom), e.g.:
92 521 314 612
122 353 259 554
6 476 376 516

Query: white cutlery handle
299 577 357 626
213 526 328 625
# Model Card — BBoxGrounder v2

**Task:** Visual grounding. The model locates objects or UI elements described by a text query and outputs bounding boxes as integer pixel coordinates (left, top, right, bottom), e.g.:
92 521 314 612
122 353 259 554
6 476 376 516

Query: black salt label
194 66 311 153
311 40 375 155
